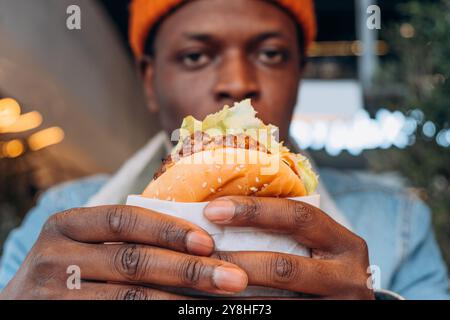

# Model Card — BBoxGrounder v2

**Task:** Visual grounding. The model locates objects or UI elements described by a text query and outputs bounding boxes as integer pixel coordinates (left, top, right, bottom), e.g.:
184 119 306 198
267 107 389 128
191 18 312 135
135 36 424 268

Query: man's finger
43 205 214 256
204 197 354 252
62 282 193 300
211 251 360 297
57 242 248 295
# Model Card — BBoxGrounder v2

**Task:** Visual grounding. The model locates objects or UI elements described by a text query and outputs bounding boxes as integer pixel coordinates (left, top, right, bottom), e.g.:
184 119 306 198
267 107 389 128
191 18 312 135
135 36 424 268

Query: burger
142 100 318 202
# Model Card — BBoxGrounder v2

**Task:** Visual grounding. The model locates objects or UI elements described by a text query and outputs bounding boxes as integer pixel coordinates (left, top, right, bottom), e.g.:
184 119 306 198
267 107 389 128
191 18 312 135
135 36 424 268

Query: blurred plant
371 0 450 268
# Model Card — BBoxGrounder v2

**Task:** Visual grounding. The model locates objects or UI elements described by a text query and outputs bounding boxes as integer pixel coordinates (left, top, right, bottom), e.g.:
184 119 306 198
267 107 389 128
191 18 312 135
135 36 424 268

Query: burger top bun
141 99 318 202
142 148 307 202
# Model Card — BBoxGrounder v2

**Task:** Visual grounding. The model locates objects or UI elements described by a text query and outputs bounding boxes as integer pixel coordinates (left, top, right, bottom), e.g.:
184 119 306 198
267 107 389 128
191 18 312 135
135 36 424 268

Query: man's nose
213 50 260 104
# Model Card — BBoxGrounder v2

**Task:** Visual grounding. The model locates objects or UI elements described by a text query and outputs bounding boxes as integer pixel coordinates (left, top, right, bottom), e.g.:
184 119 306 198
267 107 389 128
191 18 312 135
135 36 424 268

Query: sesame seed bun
142 148 307 202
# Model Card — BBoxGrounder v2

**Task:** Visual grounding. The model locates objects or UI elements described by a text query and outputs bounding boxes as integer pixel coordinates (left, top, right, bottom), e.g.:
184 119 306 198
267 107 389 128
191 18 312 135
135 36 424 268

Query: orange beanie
129 0 317 59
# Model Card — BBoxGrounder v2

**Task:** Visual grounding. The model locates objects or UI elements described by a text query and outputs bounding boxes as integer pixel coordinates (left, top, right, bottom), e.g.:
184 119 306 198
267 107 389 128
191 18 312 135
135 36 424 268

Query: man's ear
139 56 159 113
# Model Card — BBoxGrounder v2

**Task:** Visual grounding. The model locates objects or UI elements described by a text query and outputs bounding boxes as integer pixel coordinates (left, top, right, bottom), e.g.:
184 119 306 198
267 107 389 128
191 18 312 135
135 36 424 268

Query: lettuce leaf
293 154 319 195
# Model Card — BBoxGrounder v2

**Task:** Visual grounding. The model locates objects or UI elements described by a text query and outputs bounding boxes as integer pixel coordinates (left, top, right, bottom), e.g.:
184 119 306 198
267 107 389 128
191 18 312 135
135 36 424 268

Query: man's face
142 0 303 141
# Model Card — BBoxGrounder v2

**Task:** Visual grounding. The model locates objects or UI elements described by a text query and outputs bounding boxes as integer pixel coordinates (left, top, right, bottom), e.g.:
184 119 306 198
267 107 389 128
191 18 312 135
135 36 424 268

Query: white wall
0 0 159 173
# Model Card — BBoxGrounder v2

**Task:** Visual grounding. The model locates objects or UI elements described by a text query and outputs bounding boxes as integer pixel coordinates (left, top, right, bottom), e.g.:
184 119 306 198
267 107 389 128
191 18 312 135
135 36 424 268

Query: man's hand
0 205 248 300
204 197 375 300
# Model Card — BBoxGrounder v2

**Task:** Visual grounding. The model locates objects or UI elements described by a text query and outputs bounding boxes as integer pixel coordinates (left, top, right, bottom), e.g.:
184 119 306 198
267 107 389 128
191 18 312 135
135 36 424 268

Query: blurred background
0 0 449 271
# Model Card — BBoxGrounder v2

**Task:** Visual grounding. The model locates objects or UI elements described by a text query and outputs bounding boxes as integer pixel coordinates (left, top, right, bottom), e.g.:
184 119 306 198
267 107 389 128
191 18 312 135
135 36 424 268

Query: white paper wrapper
126 194 320 297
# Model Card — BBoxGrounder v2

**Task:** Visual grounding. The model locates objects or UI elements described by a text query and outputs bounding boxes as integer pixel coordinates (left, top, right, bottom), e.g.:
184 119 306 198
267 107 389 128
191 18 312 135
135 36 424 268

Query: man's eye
258 49 286 65
181 52 211 68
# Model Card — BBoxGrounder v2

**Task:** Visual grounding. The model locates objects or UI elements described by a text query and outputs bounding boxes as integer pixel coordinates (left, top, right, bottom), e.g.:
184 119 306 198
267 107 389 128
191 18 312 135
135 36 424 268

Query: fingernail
204 199 235 223
213 266 248 293
186 231 214 255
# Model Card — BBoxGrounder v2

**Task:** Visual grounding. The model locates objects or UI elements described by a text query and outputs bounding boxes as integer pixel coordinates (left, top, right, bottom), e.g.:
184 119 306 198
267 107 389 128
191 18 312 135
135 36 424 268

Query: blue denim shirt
0 169 449 299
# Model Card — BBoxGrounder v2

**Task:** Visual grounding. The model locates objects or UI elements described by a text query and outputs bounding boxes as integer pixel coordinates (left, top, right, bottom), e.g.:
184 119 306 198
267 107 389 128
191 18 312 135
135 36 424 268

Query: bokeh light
0 139 25 158
290 108 429 156
423 121 437 138
0 111 43 133
0 98 21 129
28 127 65 151
400 23 415 38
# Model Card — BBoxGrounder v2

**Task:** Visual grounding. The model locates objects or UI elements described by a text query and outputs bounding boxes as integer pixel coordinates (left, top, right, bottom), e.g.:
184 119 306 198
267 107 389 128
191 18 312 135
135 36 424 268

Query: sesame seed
217 188 223 192
263 183 269 188
202 182 207 188
210 188 216 193
250 187 258 192
255 177 260 183
217 177 222 184
237 185 243 189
